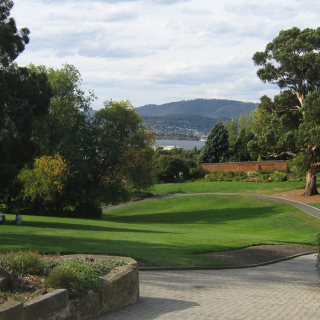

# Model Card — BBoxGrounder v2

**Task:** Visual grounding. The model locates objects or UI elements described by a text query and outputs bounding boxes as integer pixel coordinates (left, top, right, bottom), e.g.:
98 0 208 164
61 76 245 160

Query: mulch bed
203 244 317 266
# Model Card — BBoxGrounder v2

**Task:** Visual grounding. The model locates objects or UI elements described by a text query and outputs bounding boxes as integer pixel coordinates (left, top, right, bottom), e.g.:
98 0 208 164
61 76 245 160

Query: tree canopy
250 27 320 196
197 122 229 164
252 27 320 109
0 0 30 67
0 1 51 202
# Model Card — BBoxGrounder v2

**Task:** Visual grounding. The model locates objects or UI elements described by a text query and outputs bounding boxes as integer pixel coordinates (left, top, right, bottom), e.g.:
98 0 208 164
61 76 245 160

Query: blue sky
12 0 320 109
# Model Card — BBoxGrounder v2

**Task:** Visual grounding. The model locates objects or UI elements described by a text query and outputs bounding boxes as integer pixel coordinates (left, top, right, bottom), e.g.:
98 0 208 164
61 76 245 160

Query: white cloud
11 0 320 108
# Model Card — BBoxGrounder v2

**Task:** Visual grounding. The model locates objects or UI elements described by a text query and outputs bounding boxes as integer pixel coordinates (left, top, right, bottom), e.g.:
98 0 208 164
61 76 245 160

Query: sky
11 0 320 109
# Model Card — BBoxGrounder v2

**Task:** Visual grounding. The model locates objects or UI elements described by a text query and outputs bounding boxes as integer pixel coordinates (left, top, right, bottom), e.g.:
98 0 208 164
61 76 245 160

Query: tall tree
0 0 30 67
198 122 229 163
0 1 51 203
93 100 155 194
251 27 320 195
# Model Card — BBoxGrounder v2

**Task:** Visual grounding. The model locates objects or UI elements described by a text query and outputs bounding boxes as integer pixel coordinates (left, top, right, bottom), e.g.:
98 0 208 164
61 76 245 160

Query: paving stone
93 254 320 320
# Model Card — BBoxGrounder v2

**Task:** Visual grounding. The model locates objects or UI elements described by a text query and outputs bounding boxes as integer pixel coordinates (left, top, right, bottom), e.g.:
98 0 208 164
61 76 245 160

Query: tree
197 122 229 163
18 153 72 203
253 27 320 109
93 100 155 194
0 2 51 203
251 27 320 195
0 0 30 67
224 118 238 157
0 64 51 202
233 129 255 162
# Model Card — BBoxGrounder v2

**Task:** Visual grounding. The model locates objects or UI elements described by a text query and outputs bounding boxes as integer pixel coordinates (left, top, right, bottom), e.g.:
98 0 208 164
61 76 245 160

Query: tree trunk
304 166 319 196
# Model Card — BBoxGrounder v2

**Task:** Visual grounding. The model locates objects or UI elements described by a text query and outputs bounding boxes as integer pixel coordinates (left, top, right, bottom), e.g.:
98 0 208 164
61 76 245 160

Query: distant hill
137 98 258 119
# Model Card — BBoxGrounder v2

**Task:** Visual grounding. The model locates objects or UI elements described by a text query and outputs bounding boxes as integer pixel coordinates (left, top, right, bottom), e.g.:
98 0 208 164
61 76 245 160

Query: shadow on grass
0 233 223 266
5 221 172 234
107 205 282 225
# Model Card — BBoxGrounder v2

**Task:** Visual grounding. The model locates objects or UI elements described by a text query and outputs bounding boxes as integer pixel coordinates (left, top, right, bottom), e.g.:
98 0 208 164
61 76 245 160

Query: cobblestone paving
94 254 320 320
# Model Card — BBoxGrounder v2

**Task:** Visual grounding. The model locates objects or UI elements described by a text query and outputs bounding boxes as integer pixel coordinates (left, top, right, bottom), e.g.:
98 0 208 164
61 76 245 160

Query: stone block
0 301 23 320
23 289 68 320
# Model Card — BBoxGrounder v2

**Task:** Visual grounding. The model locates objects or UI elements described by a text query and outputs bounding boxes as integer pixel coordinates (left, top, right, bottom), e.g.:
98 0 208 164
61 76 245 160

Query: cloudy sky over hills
12 0 320 109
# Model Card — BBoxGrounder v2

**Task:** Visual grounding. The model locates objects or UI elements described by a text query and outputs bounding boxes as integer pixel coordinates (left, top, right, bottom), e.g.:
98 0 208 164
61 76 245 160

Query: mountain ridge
137 98 258 119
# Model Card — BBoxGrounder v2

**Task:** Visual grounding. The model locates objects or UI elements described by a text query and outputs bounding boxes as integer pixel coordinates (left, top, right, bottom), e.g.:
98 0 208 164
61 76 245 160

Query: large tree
0 0 30 67
198 122 229 163
251 27 320 196
93 100 155 195
0 2 51 203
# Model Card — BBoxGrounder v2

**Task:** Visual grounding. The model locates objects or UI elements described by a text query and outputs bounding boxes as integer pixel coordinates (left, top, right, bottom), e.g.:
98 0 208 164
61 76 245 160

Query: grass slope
1 194 319 267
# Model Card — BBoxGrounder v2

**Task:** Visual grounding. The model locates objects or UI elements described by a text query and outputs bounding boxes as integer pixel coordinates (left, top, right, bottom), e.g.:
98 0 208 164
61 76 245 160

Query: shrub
4 250 42 275
45 261 101 299
189 166 200 178
247 171 259 177
63 257 126 276
226 170 235 178
204 172 218 181
270 171 287 182
45 268 84 299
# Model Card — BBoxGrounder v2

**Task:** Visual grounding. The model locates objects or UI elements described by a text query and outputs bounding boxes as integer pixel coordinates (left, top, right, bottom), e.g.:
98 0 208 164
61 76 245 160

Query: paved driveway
94 254 320 320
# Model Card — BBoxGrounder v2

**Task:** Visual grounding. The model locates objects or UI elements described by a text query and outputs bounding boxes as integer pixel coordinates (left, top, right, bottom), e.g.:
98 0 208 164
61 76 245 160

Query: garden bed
0 254 139 320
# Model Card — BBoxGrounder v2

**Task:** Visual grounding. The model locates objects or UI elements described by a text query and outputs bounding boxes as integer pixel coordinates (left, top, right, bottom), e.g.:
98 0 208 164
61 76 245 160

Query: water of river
154 140 205 150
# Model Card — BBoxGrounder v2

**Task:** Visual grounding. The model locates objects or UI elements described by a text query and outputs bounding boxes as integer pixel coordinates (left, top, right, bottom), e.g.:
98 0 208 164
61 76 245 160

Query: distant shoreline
155 140 205 150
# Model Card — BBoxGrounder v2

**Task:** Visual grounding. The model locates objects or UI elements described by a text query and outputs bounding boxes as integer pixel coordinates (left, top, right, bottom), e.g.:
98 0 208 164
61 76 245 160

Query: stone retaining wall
200 160 288 174
0 256 139 320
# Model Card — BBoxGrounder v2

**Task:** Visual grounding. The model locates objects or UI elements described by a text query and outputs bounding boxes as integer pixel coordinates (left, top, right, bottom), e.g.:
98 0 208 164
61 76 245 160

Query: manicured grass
1 195 319 267
153 181 306 195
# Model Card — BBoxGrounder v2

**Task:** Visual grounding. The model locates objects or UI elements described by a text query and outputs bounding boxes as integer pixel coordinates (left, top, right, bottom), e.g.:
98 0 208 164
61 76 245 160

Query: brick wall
200 160 287 174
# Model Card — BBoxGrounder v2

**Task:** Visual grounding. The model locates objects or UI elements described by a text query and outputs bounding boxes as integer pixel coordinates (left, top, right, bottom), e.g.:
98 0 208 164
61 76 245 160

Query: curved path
94 254 320 320
96 193 320 320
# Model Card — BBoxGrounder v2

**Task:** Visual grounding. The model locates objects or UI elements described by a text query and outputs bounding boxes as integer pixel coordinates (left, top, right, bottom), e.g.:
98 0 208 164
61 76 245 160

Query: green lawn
153 181 306 195
1 194 319 267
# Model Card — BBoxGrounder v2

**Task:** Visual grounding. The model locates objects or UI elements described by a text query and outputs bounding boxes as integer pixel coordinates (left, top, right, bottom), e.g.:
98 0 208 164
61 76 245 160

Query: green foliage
0 64 51 203
18 153 72 203
3 250 42 275
198 122 229 163
45 268 84 299
204 171 248 182
63 258 125 276
233 129 255 162
73 202 102 219
154 147 200 182
251 27 320 195
270 171 287 182
0 0 30 67
189 166 200 177
45 261 101 299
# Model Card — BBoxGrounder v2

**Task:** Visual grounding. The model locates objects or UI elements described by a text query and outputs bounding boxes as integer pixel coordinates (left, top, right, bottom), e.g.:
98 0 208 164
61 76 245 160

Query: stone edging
0 256 139 320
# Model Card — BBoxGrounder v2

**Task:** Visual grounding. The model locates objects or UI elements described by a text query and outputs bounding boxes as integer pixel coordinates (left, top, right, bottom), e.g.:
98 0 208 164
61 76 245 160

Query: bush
45 268 84 299
270 171 287 182
247 171 259 177
63 257 126 276
226 170 235 178
4 250 43 275
45 261 101 299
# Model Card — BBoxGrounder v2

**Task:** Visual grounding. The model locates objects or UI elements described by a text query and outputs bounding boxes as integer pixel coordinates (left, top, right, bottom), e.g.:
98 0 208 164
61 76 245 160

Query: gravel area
271 188 320 203
204 244 317 266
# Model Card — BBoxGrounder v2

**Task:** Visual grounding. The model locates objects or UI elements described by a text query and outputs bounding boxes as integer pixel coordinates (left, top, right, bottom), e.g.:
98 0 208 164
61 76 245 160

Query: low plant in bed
0 250 126 304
